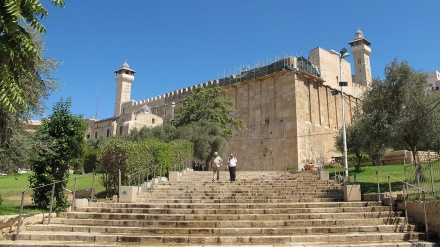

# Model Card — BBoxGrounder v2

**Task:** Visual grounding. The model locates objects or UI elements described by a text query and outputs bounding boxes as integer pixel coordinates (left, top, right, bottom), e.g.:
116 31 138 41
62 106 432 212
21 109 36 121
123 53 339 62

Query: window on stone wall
122 108 125 114
86 134 90 139
152 118 155 124
106 129 110 137
119 126 123 135
94 132 97 138
358 58 361 64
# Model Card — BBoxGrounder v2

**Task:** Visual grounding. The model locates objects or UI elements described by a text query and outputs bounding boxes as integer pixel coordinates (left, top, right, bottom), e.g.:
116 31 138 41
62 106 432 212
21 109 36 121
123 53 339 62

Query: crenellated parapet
127 56 327 123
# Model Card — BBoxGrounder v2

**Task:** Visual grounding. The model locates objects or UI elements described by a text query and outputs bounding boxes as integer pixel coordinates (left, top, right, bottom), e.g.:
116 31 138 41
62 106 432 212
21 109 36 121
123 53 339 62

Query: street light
330 48 350 178
171 101 176 124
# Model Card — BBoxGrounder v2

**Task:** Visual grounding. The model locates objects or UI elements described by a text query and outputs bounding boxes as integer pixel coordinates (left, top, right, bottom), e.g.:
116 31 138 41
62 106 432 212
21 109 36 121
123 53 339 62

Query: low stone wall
0 213 54 240
406 201 440 235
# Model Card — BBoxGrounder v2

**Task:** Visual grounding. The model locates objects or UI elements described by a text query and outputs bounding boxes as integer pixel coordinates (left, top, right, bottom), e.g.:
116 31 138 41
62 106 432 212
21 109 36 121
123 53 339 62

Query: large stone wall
224 70 358 171
87 52 364 171
116 55 361 171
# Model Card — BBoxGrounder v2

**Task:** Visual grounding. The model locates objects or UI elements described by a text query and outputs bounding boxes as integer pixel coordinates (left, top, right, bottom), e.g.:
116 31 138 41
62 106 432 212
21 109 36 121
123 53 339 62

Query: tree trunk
411 146 423 184
355 152 362 172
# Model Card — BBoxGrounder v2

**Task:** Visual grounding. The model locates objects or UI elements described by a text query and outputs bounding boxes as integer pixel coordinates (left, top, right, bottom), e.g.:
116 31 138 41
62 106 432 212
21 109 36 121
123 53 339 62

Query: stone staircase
2 170 438 246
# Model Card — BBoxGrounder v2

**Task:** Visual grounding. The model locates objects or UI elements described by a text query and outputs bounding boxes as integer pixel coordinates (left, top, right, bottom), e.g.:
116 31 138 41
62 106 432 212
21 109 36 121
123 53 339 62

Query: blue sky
39 0 440 119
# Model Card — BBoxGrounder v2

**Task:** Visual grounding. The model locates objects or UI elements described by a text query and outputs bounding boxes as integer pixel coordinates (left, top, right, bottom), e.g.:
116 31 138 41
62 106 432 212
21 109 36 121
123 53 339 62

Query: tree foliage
97 138 130 197
355 59 440 179
0 25 61 174
174 87 243 138
169 139 194 171
29 98 86 210
97 137 192 197
0 0 64 113
177 119 227 163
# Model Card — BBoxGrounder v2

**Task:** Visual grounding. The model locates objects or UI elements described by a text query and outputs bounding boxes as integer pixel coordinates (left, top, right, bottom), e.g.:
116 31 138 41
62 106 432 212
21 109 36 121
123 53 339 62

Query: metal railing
404 158 440 200
328 162 354 185
14 171 98 240
13 160 191 240
375 170 440 241
119 161 191 199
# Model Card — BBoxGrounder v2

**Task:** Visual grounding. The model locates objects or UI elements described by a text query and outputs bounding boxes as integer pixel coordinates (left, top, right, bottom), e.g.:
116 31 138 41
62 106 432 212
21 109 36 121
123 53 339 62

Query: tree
127 124 177 143
360 59 440 180
97 138 131 197
0 0 64 113
174 87 243 138
177 119 227 164
0 25 61 174
334 117 365 171
29 98 86 210
169 139 194 171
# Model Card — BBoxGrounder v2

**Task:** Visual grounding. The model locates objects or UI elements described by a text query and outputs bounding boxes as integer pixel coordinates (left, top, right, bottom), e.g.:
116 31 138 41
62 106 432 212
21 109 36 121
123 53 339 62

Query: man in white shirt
211 152 223 181
228 153 237 181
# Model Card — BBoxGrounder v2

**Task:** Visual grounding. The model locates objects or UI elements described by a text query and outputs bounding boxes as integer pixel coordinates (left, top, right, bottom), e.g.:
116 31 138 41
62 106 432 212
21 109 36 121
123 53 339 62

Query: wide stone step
63 211 402 221
152 183 341 188
136 195 344 201
92 201 384 209
6 231 431 245
140 191 344 196
74 205 391 214
1 240 437 247
135 198 342 203
25 224 418 235
144 188 343 194
47 216 410 228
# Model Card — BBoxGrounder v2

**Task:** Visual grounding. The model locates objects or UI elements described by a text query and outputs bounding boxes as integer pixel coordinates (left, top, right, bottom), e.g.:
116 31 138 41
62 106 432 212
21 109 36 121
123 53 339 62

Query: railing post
118 169 121 202
138 171 141 194
91 171 96 202
72 177 77 210
48 183 56 224
416 165 421 200
404 162 409 200
376 171 381 203
422 191 429 241
15 191 25 241
388 175 393 211
403 183 408 225
429 161 435 197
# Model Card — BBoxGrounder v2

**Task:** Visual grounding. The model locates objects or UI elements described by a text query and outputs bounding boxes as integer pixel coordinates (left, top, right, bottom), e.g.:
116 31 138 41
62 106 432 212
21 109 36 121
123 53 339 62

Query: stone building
427 70 440 91
85 29 372 171
84 62 164 139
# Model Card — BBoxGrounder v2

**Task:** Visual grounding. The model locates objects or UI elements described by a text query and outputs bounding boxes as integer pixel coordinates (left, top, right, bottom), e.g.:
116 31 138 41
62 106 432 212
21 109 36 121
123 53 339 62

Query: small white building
427 70 440 91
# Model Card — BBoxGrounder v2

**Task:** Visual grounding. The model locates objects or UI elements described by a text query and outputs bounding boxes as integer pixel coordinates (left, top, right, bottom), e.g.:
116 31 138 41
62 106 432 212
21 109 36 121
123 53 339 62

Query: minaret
348 29 372 87
114 61 136 116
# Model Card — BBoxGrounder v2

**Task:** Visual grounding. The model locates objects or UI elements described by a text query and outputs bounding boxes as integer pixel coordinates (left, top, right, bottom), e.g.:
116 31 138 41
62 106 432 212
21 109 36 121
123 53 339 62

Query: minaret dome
114 61 136 116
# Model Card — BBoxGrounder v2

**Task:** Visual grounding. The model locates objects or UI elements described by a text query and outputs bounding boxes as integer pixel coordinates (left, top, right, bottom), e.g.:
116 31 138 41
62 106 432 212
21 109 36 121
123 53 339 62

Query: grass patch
329 163 440 198
0 172 106 215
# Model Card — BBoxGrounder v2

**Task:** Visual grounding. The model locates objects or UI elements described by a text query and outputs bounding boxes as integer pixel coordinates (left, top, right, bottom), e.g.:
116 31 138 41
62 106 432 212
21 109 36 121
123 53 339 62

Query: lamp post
330 48 350 178
171 101 176 124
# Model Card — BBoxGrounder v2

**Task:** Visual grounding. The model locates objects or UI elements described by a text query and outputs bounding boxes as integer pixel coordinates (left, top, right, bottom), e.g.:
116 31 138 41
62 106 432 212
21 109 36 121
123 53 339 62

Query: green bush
170 139 194 171
83 148 99 173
